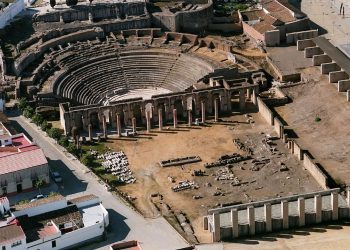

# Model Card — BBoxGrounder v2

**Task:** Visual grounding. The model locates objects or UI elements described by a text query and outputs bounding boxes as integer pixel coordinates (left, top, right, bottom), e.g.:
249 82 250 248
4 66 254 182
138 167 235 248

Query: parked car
51 171 63 183
30 194 48 202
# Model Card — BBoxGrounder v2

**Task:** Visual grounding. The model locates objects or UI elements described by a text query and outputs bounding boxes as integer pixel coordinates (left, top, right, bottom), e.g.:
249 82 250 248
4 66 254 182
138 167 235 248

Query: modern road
8 112 189 250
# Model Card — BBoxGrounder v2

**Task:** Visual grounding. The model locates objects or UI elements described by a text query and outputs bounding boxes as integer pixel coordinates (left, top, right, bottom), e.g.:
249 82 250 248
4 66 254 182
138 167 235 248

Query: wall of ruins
338 80 350 92
292 140 303 160
151 0 213 33
273 117 284 138
265 30 280 47
312 54 332 66
241 21 264 44
321 62 341 74
304 46 323 58
14 28 104 76
303 152 328 189
297 39 315 51
257 97 274 126
286 29 318 45
329 71 349 83
33 2 146 23
276 18 310 41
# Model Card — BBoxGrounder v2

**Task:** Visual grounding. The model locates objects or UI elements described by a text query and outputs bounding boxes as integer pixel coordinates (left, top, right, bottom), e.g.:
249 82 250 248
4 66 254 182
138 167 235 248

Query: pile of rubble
262 136 277 153
233 138 253 155
204 153 250 168
214 167 239 185
97 151 136 184
250 158 271 171
172 180 199 192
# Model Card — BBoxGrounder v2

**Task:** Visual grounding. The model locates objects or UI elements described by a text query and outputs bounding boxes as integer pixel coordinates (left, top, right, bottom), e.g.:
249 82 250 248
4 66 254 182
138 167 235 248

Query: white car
51 171 63 183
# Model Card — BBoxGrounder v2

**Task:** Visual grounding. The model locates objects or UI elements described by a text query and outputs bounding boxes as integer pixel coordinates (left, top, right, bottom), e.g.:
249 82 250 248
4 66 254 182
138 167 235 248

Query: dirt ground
275 67 350 185
106 112 321 243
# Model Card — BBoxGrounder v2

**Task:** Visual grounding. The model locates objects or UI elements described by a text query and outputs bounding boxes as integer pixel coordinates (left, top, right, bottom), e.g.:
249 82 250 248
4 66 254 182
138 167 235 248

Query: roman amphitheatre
2 0 350 248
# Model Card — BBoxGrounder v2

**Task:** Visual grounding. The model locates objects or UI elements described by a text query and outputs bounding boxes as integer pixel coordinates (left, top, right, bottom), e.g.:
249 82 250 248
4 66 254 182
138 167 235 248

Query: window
11 240 21 247
3 245 6 250
52 240 56 248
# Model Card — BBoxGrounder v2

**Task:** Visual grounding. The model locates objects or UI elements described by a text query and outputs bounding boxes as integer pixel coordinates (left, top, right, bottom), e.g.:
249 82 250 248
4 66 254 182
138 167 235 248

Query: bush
67 143 78 155
23 106 34 118
18 98 28 111
315 117 321 122
40 120 50 131
58 136 69 148
32 113 44 126
81 153 94 167
47 128 63 141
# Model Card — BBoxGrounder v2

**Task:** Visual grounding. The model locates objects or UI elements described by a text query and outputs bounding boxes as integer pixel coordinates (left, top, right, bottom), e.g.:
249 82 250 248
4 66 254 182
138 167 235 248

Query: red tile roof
0 148 47 175
0 224 25 244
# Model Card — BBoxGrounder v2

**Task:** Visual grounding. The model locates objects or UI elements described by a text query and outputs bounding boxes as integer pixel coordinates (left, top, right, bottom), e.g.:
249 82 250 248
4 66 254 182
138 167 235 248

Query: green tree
47 128 62 141
23 106 34 118
18 98 28 111
80 153 94 167
40 120 50 131
32 113 43 126
34 178 46 194
67 143 77 155
58 136 69 148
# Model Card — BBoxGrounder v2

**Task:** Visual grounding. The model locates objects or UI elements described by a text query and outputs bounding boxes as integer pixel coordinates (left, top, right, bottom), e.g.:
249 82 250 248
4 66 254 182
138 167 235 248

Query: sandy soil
106 112 321 243
275 67 350 185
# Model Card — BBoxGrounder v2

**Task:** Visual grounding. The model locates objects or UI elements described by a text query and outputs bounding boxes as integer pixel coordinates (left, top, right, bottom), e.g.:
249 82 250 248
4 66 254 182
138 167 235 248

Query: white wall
13 199 67 217
0 0 25 29
0 236 26 250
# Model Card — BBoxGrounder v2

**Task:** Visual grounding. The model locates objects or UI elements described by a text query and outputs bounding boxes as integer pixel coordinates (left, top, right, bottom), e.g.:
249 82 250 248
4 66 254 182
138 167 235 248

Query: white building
0 194 109 250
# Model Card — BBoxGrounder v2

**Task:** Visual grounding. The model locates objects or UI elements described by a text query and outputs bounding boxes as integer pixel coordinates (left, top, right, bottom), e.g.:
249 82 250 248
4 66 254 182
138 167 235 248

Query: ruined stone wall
151 0 213 33
33 2 147 23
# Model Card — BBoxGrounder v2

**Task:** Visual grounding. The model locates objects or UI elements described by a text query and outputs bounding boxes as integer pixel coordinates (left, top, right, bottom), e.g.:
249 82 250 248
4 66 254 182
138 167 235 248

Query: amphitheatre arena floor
103 108 321 243
275 66 350 185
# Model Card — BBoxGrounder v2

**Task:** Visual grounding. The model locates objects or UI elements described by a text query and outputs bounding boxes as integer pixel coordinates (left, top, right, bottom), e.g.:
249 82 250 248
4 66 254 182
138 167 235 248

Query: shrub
32 113 44 126
315 117 321 122
23 106 34 118
58 136 69 148
47 128 63 141
18 98 28 111
67 143 78 155
40 120 50 131
80 153 94 167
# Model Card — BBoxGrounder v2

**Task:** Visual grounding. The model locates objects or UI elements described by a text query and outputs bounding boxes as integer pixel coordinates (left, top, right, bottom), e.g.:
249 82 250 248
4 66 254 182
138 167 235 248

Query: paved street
8 112 188 250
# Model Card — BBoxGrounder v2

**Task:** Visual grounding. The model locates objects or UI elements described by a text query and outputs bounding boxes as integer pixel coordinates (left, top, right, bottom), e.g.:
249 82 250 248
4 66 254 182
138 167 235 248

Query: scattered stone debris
160 155 201 167
192 169 205 176
280 165 289 172
172 180 199 192
97 151 136 184
204 153 250 168
233 138 253 155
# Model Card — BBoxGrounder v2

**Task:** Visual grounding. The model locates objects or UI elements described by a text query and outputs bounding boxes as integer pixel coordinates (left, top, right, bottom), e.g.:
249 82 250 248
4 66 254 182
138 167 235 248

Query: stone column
247 206 255 236
102 115 107 139
201 101 206 123
239 89 246 111
132 117 137 134
231 209 239 238
213 213 221 242
331 192 339 221
88 123 92 141
173 109 177 128
281 200 289 229
214 98 219 122
247 88 251 100
347 189 350 208
315 195 322 223
158 108 163 131
116 113 121 137
188 110 192 126
252 87 258 105
146 111 151 133
298 197 305 227
264 203 272 233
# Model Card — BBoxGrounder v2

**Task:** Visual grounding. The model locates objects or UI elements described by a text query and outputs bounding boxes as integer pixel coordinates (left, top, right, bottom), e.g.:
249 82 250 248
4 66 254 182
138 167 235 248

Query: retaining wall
257 97 274 125
303 153 328 189
312 54 332 66
304 46 323 58
286 29 318 45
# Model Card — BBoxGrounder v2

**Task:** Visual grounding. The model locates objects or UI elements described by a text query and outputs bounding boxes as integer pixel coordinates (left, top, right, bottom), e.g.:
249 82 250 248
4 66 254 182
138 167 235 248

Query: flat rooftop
0 223 25 245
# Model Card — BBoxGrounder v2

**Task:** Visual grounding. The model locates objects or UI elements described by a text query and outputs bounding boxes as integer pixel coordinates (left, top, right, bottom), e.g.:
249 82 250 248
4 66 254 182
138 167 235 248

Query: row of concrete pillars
208 192 340 242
